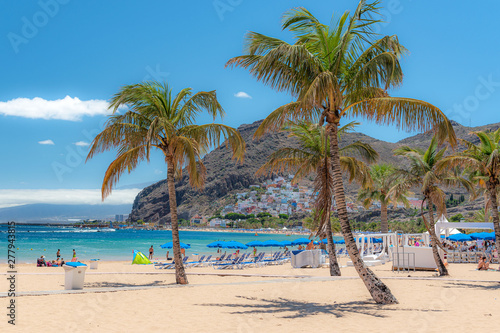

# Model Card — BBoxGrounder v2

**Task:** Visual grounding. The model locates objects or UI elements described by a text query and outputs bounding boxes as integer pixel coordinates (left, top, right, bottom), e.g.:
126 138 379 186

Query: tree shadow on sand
83 280 175 288
199 296 443 319
443 282 500 291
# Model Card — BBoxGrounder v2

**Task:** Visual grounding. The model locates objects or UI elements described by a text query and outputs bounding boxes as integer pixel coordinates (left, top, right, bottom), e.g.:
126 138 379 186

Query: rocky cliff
129 120 500 224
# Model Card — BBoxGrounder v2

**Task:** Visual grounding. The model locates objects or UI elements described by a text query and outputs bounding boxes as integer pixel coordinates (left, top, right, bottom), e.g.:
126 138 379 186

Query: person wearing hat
37 255 47 267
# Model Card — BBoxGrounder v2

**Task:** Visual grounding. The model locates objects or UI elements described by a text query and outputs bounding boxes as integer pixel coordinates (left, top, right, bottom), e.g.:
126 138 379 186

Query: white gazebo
434 215 494 237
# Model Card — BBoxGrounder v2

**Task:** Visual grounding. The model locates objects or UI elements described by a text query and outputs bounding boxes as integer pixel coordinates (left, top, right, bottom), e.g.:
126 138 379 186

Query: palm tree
357 164 409 233
226 1 455 303
257 121 377 276
393 137 474 276
468 169 500 223
439 128 500 251
87 81 245 284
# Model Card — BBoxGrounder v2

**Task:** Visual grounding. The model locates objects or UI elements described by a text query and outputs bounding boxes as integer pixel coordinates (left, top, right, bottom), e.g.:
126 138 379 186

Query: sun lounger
155 256 190 269
212 256 244 269
185 255 205 268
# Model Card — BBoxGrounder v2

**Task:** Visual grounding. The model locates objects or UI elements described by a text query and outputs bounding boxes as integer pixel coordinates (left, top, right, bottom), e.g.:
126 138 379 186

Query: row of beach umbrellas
160 232 494 251
160 237 352 251
445 232 495 242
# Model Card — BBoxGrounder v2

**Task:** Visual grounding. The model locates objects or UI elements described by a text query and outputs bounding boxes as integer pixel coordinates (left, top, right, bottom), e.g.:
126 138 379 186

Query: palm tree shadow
444 282 500 291
199 296 443 319
83 280 175 288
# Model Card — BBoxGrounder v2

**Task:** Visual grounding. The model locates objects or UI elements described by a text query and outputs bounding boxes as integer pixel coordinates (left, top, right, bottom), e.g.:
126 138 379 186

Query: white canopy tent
434 215 494 237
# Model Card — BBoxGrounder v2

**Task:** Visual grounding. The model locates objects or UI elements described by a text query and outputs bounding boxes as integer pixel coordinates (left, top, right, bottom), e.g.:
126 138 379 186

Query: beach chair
201 255 213 266
212 256 244 270
185 255 205 268
161 256 190 269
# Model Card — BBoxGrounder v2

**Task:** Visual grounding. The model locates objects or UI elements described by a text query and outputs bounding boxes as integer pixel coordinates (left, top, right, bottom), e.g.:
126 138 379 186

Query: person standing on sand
149 245 154 260
181 248 186 258
306 241 314 250
72 249 76 258
56 249 60 259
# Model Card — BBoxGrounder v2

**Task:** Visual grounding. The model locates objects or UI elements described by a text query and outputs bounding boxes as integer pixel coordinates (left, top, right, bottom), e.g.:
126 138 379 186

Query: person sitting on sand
477 256 490 270
298 245 303 251
37 255 46 267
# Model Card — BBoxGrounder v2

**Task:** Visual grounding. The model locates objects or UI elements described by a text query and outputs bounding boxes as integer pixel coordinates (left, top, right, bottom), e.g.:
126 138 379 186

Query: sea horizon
0 224 336 264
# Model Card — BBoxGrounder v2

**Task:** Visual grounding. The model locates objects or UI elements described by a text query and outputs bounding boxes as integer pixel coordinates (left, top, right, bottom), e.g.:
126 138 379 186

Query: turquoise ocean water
0 224 340 263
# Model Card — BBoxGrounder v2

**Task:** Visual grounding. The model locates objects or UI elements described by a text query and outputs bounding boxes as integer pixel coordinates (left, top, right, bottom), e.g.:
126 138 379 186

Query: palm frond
343 97 457 147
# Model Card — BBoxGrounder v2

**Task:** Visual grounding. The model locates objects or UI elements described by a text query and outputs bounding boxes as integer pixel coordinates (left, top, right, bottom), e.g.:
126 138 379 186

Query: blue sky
0 0 499 206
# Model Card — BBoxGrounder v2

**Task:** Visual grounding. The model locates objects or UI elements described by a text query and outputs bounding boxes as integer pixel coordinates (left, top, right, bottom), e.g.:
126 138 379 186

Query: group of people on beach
36 248 77 267
148 245 185 261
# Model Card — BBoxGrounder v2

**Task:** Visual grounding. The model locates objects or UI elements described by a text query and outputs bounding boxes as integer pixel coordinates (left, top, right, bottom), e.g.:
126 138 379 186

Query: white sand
1 258 499 332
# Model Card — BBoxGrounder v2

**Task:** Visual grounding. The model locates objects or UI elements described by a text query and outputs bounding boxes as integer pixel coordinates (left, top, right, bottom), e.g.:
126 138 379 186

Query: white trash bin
90 259 99 270
63 262 88 290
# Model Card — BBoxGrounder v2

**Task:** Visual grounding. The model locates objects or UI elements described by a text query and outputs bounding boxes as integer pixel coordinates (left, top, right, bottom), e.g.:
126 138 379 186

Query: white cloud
154 169 164 175
39 139 55 145
0 96 111 121
74 141 90 147
234 91 252 99
0 189 142 209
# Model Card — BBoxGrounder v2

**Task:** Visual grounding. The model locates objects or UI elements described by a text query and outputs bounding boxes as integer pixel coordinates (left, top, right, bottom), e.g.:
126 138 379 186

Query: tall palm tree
393 137 474 276
468 169 500 223
439 128 500 250
227 1 455 303
357 164 409 233
87 81 245 284
257 121 377 276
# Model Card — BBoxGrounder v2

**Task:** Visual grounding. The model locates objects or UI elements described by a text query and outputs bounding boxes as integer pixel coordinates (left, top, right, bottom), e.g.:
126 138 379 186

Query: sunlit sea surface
0 224 341 263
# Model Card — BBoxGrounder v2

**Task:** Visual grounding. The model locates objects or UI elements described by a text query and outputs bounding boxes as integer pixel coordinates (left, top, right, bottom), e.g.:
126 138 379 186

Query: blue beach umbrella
262 240 282 247
207 241 226 248
160 241 191 249
291 238 312 246
469 232 495 240
260 239 282 256
246 240 265 247
222 241 248 250
322 238 346 245
278 240 292 247
447 233 473 242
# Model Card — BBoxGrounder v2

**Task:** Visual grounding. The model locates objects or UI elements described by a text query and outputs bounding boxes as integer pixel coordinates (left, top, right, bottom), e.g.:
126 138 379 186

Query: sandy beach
1 258 498 333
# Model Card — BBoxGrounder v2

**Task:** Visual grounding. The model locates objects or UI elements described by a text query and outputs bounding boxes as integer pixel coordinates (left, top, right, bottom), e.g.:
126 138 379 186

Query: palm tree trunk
427 198 448 276
484 192 491 222
325 218 341 276
380 202 388 233
166 157 188 285
487 180 500 252
327 120 398 304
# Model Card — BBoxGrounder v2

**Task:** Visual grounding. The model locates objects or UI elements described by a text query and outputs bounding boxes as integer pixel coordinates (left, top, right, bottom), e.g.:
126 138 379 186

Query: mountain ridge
129 119 500 224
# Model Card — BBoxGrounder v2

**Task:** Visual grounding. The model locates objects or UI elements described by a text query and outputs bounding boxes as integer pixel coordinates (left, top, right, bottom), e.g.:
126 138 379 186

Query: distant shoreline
178 227 310 236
